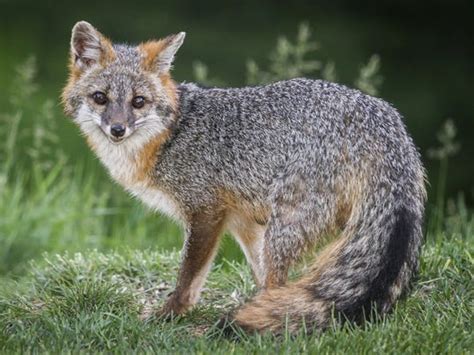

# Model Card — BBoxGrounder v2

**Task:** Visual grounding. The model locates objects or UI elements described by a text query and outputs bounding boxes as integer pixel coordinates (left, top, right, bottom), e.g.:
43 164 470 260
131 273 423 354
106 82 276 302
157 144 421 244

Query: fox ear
157 32 186 72
140 32 186 73
70 21 115 70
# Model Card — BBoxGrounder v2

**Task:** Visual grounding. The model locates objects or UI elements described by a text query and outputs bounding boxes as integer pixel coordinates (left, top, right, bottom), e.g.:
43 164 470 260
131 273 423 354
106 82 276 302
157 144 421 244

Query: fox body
62 21 426 334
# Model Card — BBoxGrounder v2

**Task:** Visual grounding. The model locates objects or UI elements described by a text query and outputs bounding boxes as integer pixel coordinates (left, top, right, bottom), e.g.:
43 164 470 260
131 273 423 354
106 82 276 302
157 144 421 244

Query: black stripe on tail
310 205 418 323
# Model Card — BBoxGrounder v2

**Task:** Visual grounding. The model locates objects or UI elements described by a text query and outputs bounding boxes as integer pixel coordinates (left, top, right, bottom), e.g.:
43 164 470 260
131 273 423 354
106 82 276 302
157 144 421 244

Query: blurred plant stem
0 56 66 183
354 54 383 96
1 56 37 176
427 119 460 235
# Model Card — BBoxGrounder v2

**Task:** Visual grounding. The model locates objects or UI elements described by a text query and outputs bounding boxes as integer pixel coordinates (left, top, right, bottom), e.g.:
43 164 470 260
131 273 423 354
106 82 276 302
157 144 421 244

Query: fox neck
86 126 170 189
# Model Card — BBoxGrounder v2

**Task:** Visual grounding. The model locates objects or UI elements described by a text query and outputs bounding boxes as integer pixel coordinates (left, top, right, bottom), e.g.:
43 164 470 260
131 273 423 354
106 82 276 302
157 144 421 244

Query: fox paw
140 296 189 322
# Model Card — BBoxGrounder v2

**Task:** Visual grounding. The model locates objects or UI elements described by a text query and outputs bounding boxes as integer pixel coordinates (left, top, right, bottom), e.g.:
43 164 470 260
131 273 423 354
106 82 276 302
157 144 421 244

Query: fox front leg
159 209 225 317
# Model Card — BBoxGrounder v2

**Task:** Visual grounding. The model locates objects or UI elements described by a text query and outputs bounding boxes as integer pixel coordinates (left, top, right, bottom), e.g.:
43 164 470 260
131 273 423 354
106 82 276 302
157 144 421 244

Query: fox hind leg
262 179 337 288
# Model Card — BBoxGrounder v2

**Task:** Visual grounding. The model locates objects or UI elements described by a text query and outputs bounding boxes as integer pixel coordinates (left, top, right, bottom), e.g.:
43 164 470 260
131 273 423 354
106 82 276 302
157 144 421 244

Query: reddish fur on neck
159 73 178 112
135 129 171 185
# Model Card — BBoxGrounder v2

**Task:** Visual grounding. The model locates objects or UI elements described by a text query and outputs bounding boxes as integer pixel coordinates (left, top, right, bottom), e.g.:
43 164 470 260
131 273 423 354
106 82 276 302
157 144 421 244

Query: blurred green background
0 0 472 274
1 0 472 199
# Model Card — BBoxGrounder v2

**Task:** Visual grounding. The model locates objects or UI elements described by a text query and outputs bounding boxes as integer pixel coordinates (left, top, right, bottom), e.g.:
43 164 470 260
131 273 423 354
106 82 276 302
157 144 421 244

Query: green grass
0 231 472 353
0 164 183 275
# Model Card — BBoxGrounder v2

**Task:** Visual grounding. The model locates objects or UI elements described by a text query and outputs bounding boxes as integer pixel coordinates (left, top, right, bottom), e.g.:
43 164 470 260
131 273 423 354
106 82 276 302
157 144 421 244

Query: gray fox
62 21 426 334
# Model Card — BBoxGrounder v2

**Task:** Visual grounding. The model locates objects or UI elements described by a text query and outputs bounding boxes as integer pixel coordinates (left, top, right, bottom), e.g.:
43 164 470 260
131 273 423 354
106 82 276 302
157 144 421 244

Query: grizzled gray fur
63 21 426 335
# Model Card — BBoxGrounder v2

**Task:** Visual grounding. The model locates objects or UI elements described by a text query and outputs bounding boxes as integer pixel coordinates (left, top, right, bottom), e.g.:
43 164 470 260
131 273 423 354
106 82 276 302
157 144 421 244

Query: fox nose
110 124 126 138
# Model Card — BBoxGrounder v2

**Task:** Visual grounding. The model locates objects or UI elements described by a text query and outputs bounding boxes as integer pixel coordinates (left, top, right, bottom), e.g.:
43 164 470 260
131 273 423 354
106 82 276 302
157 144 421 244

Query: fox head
62 21 185 146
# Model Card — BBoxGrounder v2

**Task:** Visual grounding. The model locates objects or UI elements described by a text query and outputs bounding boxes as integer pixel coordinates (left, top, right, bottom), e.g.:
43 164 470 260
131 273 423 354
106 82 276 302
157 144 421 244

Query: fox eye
92 91 107 105
131 96 145 109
